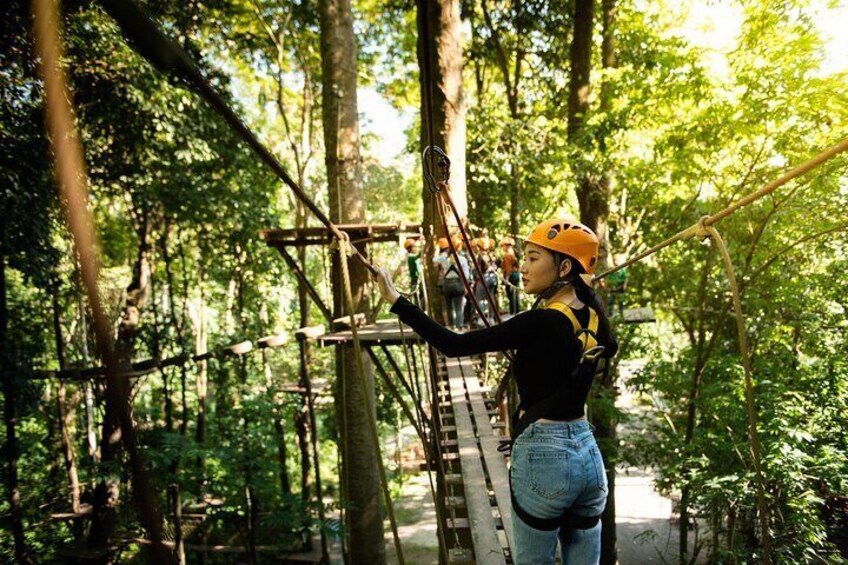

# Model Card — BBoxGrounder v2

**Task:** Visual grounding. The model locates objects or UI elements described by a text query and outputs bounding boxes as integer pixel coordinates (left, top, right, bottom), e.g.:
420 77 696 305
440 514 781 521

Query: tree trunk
194 260 208 497
418 0 468 323
567 2 621 563
568 0 606 254
1 219 32 563
88 211 154 548
52 286 82 518
78 288 99 463
319 0 385 560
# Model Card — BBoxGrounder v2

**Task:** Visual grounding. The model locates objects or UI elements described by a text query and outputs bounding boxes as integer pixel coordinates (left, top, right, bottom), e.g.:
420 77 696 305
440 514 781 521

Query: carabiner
422 145 451 194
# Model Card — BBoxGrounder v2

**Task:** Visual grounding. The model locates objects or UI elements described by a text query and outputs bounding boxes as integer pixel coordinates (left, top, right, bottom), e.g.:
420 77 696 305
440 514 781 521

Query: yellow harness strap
545 301 601 357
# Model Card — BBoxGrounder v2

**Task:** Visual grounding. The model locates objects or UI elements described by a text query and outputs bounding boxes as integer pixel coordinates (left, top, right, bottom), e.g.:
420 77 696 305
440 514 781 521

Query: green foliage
2 0 847 562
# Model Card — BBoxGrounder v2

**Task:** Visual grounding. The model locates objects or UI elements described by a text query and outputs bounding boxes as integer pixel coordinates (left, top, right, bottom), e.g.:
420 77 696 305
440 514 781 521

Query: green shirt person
404 238 422 290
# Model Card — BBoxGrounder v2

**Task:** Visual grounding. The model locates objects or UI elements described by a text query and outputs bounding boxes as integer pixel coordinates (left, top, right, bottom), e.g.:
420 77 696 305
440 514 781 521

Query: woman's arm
390 295 539 357
373 264 551 357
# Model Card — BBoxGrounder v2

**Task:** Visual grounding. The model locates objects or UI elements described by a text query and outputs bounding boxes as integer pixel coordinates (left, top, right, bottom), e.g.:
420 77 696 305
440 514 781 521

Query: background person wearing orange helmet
372 219 617 564
498 236 521 314
432 235 471 328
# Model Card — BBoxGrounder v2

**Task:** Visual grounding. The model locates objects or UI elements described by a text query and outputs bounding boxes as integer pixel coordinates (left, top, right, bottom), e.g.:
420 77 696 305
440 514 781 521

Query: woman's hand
372 265 401 306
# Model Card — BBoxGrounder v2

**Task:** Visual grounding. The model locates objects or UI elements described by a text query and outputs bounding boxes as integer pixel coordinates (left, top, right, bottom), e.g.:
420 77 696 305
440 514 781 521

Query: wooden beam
275 246 333 324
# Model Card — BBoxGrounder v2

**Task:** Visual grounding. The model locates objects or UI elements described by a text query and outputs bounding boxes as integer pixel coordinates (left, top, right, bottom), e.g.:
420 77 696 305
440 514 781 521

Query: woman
373 219 617 564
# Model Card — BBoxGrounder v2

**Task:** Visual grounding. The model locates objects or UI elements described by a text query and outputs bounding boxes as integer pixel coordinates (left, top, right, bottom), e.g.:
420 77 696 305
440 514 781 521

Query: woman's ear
559 258 572 278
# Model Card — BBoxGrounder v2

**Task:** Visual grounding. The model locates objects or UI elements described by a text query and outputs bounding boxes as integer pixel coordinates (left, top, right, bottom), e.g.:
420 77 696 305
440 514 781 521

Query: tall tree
566 1 621 563
1 220 32 564
596 2 619 563
478 0 529 236
418 0 468 323
319 0 385 561
88 204 156 548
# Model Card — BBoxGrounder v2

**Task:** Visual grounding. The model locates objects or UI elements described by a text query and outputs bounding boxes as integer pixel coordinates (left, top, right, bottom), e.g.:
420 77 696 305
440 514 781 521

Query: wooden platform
260 223 421 248
312 319 422 346
438 356 514 564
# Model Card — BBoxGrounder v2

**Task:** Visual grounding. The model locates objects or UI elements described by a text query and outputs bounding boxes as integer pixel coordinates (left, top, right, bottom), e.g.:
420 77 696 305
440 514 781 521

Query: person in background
473 234 499 326
434 235 471 328
500 236 521 314
403 237 423 305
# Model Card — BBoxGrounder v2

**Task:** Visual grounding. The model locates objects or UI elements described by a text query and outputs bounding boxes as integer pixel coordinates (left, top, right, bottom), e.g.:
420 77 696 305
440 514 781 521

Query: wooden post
170 484 185 565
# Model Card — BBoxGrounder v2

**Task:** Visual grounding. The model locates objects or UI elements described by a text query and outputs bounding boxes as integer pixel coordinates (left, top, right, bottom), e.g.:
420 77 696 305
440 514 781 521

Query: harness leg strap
510 473 602 532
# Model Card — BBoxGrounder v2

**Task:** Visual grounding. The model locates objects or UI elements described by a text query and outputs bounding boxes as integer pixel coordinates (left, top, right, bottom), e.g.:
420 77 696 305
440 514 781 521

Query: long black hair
533 251 618 359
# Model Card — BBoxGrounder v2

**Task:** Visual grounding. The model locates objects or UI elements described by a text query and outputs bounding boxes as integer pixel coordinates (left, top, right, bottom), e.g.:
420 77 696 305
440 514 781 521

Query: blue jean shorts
510 420 608 564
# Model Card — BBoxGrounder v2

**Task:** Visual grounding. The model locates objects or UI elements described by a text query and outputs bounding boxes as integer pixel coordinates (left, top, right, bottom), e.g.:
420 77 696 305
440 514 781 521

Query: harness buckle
581 345 606 364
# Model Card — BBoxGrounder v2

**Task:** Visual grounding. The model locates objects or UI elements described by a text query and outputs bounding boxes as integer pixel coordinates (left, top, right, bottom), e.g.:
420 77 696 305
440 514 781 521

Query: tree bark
568 0 607 257
52 285 82 519
418 0 468 323
295 202 312 503
88 210 154 548
479 0 526 235
78 287 99 463
1 219 32 563
194 259 208 497
567 2 620 563
319 0 385 561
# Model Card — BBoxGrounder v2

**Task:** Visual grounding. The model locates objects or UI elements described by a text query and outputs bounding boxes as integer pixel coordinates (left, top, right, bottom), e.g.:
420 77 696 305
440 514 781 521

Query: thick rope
703 224 772 562
596 137 848 282
32 0 167 558
337 237 404 565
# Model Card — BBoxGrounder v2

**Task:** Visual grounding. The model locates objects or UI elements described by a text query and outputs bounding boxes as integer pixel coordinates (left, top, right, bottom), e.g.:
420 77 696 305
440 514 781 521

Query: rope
97 0 377 276
413 211 463 549
434 195 517 363
703 224 771 562
337 236 404 564
439 189 505 326
31 0 167 558
583 138 848 561
595 137 848 282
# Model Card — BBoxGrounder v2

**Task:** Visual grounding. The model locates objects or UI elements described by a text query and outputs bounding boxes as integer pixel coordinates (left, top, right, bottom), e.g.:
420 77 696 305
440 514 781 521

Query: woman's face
519 242 560 295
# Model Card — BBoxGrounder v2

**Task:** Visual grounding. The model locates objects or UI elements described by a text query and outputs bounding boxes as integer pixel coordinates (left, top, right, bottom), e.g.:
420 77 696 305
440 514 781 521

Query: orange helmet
499 236 515 247
525 219 599 275
403 237 419 251
476 237 494 251
437 237 450 250
452 235 464 251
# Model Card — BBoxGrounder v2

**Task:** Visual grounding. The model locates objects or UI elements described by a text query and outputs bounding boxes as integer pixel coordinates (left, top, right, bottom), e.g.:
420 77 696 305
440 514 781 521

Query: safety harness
503 301 608 532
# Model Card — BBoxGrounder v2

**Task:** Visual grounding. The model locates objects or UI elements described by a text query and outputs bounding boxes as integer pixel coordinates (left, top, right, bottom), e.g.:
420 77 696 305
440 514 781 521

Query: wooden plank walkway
439 356 513 564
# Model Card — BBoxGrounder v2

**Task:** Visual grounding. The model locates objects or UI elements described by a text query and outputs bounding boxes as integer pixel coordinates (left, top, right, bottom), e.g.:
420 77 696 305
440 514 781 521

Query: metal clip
581 346 606 364
422 145 450 194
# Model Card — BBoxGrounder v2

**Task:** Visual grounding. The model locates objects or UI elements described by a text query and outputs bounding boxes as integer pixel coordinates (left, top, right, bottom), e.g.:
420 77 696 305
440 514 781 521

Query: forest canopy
1 0 847 563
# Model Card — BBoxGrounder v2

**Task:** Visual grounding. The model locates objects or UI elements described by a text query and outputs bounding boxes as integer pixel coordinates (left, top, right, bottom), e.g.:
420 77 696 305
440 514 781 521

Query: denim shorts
510 420 608 564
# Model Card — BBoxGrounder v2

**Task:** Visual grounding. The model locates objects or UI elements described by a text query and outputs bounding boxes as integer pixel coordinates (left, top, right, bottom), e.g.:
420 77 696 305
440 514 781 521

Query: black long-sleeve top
391 296 618 420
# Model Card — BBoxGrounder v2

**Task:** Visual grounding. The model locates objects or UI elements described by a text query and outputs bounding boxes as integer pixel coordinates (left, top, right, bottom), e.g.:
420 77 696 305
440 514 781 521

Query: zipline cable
595 137 848 283
96 0 377 276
